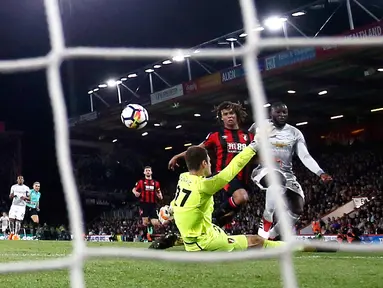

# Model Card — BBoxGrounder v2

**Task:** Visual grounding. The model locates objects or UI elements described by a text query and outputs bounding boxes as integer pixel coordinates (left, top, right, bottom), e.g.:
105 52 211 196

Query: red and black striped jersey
134 179 161 203
202 128 254 182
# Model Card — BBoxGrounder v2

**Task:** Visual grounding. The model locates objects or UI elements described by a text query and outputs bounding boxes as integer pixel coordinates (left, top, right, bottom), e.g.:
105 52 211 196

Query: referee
26 182 41 236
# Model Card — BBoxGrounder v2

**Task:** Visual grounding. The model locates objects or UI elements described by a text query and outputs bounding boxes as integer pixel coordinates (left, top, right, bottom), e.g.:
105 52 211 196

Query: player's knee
246 235 264 249
290 205 303 216
232 189 248 204
261 172 286 188
286 191 304 215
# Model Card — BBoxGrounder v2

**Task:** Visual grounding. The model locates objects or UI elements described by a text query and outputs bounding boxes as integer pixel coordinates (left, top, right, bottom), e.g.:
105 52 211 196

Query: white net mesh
1 0 382 287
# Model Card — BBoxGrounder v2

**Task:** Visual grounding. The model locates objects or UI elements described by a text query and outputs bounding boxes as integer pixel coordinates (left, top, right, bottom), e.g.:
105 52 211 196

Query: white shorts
9 205 26 221
2 226 7 233
251 167 304 198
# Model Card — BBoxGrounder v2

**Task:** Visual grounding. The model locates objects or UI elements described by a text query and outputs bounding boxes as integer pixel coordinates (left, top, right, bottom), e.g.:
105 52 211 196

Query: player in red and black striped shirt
169 101 254 227
132 166 163 229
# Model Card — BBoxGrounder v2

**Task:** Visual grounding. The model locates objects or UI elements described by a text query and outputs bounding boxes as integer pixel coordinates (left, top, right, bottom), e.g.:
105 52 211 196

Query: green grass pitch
0 241 382 288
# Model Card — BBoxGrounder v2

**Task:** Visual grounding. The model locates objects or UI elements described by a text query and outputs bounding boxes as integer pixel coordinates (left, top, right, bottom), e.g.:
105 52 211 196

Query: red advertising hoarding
183 72 221 95
317 20 383 56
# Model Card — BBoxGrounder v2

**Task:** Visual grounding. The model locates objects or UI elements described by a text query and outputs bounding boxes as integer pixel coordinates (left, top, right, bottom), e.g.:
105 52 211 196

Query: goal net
2 0 382 287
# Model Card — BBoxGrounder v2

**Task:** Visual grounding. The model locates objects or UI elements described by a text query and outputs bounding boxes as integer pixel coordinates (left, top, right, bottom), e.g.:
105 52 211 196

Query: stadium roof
70 3 383 154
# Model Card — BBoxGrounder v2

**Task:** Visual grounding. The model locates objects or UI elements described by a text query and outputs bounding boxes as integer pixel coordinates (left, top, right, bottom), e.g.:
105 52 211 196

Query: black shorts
221 177 249 196
27 207 39 216
140 202 158 219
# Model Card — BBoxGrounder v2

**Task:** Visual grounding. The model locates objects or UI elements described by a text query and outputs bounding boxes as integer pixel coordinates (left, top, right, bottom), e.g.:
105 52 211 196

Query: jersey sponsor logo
227 142 246 153
144 185 155 191
243 134 248 141
272 142 288 148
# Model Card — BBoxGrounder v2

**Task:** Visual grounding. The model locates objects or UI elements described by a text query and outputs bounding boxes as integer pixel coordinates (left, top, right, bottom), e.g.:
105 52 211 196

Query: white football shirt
10 184 30 207
0 216 9 227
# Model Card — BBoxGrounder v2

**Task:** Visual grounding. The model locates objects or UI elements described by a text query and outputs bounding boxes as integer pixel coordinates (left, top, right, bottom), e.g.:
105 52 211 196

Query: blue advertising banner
264 47 317 71
221 66 245 83
360 235 383 244
221 60 265 84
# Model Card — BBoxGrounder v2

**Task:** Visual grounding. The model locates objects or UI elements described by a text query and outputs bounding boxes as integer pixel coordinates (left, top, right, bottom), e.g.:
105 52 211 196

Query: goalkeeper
164 122 294 251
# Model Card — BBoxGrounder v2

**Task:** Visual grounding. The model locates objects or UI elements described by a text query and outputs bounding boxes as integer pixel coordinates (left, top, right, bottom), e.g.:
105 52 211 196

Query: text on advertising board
221 66 245 83
183 72 221 95
150 84 184 105
265 47 316 71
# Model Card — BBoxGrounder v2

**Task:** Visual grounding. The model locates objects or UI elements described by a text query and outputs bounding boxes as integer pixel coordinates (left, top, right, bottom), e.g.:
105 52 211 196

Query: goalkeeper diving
158 124 287 252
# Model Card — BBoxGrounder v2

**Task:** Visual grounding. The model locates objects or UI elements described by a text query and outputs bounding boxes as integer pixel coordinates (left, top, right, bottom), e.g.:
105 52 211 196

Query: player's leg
8 206 16 237
195 225 285 252
9 220 15 235
140 203 151 241
2 226 7 239
254 169 287 239
213 179 248 227
29 208 40 237
268 186 304 240
13 207 26 237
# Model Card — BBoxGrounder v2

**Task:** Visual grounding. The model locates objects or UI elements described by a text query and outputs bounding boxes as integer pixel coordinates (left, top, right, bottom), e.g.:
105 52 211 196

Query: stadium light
194 113 201 117
287 90 296 94
154 65 162 69
107 79 117 87
253 26 265 31
116 80 122 85
154 123 161 127
164 146 173 150
162 60 172 65
264 16 287 31
226 37 237 42
88 90 93 94
176 125 182 129
128 73 137 78
184 143 192 147
292 11 306 17
121 77 127 81
172 55 185 62
93 88 99 92
142 132 148 136
377 68 383 72
112 139 118 143
318 90 328 95
239 33 247 38
296 121 308 126
264 103 271 108
330 115 343 120
371 107 383 112
193 49 200 54
98 84 107 88
145 69 154 73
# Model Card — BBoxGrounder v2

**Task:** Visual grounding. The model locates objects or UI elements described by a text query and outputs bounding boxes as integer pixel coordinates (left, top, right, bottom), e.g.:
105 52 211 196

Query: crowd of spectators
81 140 383 241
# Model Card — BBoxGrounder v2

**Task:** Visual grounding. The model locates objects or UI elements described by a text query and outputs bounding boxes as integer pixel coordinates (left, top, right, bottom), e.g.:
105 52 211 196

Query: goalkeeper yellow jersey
172 146 255 240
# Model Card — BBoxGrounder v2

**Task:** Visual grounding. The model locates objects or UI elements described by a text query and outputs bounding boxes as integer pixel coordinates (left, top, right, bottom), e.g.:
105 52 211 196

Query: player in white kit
0 212 9 238
9 176 30 237
249 103 332 239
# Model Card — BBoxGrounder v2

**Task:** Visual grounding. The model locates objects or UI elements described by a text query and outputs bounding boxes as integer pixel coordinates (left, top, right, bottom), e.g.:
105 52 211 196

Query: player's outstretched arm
295 131 332 182
200 143 258 195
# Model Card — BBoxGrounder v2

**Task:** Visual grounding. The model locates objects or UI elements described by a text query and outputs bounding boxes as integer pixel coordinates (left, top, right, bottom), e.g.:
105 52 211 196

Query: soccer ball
158 205 174 224
120 104 149 129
